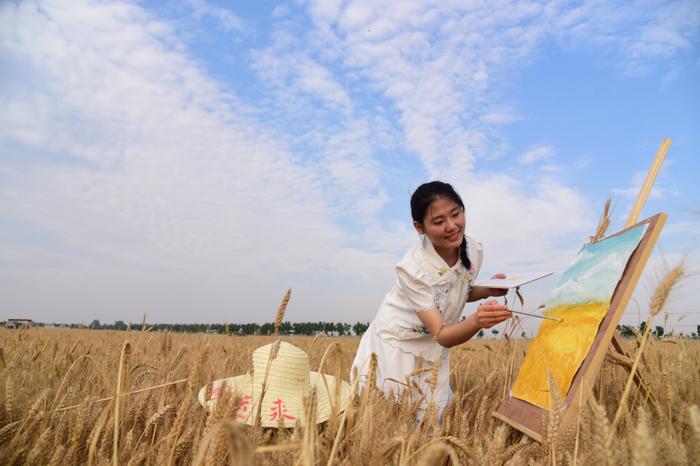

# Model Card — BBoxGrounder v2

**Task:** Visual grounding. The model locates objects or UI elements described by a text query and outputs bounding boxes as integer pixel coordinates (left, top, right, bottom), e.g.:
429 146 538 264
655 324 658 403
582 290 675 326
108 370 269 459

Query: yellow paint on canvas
511 301 609 409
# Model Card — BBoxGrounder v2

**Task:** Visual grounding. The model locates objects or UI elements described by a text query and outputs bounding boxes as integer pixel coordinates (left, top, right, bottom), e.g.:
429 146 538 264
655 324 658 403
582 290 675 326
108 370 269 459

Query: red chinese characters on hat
236 395 252 421
269 399 295 421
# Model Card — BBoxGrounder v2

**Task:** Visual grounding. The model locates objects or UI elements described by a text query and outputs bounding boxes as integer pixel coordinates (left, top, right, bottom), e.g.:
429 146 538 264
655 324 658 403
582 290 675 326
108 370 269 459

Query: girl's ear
413 220 425 235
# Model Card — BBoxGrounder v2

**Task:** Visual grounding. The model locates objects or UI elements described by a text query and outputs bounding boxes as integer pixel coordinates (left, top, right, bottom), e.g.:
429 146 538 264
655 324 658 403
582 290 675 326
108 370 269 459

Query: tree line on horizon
3 320 699 339
10 319 373 336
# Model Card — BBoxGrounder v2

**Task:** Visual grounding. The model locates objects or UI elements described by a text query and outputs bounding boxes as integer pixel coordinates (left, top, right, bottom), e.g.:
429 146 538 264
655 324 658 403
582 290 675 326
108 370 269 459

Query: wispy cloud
519 144 556 165
0 0 696 326
0 0 392 322
612 170 668 200
186 0 248 33
548 0 700 74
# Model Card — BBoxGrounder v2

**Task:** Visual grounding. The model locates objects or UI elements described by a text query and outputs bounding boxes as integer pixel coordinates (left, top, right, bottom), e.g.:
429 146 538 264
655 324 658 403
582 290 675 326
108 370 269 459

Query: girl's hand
475 300 512 328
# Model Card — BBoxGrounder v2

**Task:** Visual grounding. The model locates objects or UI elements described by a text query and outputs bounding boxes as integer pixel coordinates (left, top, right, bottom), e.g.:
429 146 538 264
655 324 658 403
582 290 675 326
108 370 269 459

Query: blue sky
1 0 698 335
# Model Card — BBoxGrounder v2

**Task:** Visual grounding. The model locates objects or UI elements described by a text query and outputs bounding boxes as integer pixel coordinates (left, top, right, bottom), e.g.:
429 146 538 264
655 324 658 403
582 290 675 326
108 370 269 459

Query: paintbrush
509 309 561 322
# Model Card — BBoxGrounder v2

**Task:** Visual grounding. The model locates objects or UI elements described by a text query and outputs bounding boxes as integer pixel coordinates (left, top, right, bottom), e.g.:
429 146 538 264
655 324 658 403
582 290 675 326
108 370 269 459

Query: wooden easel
493 138 671 441
606 138 671 398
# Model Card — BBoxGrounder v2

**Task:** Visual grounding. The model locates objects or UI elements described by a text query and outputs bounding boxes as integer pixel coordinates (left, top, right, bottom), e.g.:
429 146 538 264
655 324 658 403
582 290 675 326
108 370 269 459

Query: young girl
350 181 512 418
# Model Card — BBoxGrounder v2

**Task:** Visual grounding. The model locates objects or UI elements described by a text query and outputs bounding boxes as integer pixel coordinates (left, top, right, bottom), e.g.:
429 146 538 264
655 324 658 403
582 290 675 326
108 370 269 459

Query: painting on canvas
510 224 648 409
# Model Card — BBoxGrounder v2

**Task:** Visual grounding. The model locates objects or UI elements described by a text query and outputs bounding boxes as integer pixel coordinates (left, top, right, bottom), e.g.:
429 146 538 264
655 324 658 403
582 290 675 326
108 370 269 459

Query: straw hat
197 341 352 427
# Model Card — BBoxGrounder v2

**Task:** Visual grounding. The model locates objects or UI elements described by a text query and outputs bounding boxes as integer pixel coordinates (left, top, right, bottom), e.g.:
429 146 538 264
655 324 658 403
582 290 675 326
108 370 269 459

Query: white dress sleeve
395 262 435 313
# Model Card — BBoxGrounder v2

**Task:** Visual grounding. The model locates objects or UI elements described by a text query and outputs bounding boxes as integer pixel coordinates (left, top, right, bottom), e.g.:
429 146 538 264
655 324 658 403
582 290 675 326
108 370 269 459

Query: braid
460 237 471 272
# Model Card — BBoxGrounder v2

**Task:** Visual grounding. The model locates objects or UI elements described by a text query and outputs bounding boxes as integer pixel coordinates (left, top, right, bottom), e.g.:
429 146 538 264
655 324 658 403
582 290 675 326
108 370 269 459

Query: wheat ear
589 197 611 244
274 288 291 335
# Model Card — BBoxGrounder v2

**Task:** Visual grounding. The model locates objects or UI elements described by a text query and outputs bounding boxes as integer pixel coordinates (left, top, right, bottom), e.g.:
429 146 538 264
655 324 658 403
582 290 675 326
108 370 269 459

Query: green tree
618 325 636 338
352 322 369 336
477 329 484 338
654 326 665 338
114 320 127 331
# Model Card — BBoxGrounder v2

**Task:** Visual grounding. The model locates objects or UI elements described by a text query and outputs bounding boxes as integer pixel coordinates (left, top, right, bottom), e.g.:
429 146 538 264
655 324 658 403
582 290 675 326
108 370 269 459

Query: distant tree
352 322 369 336
90 319 101 329
521 331 527 339
619 325 636 338
114 320 127 331
654 326 665 339
639 321 647 334
477 329 484 338
279 321 293 335
491 329 499 336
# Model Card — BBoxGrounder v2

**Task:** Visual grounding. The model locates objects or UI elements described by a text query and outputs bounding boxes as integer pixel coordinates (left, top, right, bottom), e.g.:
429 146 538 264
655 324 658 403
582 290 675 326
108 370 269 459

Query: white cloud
186 0 247 33
479 105 521 125
547 0 700 74
1 0 696 327
612 170 667 200
293 0 596 279
0 0 391 323
518 144 556 165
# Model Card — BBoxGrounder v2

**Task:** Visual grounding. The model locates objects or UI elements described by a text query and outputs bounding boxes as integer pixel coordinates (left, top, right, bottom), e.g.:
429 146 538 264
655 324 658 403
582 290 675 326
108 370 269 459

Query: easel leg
608 332 661 413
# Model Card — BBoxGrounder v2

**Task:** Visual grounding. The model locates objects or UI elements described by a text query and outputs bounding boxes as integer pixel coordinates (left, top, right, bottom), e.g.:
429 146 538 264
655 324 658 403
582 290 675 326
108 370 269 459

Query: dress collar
418 235 466 278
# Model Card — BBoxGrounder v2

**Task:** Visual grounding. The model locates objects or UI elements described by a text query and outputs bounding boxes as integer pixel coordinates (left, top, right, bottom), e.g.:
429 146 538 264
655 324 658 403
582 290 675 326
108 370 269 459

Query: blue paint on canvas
547 224 648 308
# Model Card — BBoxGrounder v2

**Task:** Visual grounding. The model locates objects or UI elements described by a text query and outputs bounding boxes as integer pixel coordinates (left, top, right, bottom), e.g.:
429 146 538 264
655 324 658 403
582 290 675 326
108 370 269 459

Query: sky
1 0 699 335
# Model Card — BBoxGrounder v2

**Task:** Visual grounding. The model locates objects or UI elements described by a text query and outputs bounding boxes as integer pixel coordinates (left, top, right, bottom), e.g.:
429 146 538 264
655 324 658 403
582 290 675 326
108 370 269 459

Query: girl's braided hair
410 181 471 271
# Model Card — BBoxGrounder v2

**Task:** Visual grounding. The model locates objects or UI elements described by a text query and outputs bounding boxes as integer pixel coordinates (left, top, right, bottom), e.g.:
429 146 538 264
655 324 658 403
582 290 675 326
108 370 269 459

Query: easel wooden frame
608 138 670 365
493 138 671 441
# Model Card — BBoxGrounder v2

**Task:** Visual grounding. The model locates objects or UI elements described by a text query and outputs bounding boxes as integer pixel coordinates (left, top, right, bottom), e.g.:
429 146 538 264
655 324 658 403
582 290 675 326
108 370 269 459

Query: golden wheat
0 327 697 465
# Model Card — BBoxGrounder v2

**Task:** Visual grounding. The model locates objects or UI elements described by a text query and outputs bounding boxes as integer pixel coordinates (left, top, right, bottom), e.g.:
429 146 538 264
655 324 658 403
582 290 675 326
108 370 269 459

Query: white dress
351 233 484 417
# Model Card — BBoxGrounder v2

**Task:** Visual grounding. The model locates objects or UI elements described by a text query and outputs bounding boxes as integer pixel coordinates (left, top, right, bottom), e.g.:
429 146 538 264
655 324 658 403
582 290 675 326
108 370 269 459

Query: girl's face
413 196 465 253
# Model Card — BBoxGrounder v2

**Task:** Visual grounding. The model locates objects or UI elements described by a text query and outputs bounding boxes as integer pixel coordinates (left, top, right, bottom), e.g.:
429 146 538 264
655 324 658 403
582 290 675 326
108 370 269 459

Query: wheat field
1 326 698 465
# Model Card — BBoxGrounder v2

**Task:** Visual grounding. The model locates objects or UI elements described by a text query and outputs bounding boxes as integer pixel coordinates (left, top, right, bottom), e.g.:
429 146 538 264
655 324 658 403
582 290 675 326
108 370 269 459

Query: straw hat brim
197 372 352 427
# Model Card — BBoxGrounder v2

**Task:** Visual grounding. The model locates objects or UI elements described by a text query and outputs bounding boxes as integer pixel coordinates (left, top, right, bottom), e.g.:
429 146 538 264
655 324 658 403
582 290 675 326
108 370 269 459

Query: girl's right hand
475 300 512 328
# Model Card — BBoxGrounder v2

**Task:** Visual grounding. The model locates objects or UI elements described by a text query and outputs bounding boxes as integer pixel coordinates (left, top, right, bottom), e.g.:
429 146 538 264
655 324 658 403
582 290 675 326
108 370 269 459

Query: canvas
511 224 648 409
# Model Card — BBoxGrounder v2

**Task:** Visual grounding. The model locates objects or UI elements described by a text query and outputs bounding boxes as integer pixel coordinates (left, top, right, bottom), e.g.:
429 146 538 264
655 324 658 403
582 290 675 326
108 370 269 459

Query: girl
350 181 512 418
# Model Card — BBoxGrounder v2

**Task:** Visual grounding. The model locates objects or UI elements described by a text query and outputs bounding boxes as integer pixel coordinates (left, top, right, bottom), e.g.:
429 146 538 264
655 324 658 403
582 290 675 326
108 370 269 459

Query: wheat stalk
649 266 684 317
428 358 440 399
610 265 684 437
545 370 563 464
589 197 611 244
407 367 432 378
5 319 699 465
275 288 292 335
630 408 654 466
113 340 131 466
